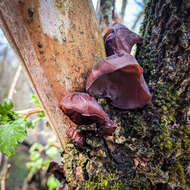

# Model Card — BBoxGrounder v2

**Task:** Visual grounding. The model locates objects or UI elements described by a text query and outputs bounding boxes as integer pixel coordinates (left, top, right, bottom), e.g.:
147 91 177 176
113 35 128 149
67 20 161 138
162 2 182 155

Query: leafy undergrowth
0 99 34 156
26 139 60 190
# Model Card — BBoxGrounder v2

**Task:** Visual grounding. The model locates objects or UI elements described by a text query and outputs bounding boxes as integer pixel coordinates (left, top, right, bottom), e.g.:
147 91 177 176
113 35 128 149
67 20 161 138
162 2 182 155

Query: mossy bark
62 0 190 189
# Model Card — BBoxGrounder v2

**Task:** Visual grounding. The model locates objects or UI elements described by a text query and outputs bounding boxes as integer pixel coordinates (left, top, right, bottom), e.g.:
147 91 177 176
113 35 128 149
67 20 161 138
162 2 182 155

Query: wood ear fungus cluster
103 22 142 55
66 128 84 148
86 23 151 109
59 93 117 147
86 53 151 109
59 22 151 147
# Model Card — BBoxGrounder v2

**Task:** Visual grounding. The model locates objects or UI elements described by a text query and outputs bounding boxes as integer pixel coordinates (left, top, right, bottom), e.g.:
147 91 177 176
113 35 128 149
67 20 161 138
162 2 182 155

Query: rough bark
61 0 190 189
0 0 105 148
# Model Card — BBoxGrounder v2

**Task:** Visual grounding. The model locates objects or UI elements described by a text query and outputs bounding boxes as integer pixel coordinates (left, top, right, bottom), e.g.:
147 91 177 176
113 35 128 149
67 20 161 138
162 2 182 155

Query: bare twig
8 64 22 100
16 107 44 117
0 156 8 177
1 164 10 190
131 10 144 30
48 142 61 149
134 0 144 8
0 156 10 190
120 0 127 23
112 0 116 20
96 0 101 16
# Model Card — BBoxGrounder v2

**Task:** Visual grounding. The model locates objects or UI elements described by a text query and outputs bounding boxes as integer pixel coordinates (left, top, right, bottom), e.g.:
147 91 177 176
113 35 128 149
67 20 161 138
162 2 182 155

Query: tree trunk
1 0 190 189
0 0 105 148
61 0 190 189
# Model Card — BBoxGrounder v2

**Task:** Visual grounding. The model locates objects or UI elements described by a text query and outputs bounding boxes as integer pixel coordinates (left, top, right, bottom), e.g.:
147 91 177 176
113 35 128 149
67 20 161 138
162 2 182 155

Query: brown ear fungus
59 92 110 126
59 92 117 146
59 23 151 147
104 23 142 56
66 128 84 148
86 53 151 109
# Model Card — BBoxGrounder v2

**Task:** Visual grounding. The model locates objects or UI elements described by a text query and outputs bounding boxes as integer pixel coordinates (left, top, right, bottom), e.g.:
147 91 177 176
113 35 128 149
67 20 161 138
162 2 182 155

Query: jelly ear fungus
59 92 117 147
86 53 152 109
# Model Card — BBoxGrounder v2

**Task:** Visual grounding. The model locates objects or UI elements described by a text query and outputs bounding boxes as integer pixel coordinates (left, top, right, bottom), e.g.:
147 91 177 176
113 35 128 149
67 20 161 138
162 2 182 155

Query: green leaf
31 118 41 127
41 160 50 168
0 121 27 156
45 146 59 158
32 95 42 108
31 95 45 118
37 112 45 118
3 99 13 110
29 143 43 153
30 151 40 161
47 175 60 190
0 99 35 156
26 158 44 175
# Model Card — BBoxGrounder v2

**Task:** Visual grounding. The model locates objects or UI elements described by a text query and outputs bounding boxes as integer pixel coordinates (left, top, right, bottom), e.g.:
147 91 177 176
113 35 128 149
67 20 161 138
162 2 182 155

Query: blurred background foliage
0 0 146 189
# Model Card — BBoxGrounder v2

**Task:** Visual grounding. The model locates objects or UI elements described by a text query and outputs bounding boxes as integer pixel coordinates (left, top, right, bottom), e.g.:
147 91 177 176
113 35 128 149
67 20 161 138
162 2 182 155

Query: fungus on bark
103 22 142 56
66 128 84 148
59 92 117 144
86 53 152 109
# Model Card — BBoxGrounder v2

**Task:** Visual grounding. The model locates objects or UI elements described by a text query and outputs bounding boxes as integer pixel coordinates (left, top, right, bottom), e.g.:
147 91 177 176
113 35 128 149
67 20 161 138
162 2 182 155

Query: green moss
83 173 127 190
123 112 147 139
169 161 185 186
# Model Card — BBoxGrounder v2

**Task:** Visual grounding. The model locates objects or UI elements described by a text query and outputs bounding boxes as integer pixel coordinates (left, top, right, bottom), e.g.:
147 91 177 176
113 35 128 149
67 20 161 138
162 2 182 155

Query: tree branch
16 107 44 117
131 10 144 30
0 156 10 190
8 64 22 100
120 0 127 23
134 0 144 8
